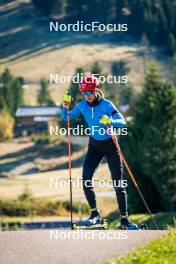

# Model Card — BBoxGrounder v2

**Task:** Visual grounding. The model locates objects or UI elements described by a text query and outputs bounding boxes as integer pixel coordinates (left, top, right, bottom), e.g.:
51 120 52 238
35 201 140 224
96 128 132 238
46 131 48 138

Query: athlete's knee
82 178 93 189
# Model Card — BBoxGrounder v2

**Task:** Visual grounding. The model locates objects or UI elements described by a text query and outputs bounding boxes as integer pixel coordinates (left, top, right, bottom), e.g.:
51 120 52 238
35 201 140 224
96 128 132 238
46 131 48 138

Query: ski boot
140 223 148 230
84 208 102 226
73 208 108 230
120 216 139 230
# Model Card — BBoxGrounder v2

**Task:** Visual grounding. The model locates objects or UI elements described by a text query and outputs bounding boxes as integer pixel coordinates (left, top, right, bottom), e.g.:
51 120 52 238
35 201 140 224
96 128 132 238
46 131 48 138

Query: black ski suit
82 136 127 216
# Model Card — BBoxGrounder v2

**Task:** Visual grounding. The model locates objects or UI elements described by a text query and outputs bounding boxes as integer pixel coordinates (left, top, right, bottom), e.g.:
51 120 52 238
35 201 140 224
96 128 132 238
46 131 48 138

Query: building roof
16 106 60 117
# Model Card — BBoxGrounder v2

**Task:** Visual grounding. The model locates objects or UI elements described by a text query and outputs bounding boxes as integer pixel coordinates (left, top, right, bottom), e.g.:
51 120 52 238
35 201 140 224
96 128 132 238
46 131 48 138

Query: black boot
121 216 139 230
85 208 102 226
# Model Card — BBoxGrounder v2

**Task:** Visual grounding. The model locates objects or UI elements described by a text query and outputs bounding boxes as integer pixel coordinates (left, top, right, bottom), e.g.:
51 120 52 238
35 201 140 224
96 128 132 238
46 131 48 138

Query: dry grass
0 1 173 105
0 139 119 217
0 164 114 199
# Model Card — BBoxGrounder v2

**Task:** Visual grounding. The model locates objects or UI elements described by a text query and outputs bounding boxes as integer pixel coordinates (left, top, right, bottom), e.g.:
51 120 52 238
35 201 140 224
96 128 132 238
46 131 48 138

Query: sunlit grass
106 229 176 264
107 211 176 230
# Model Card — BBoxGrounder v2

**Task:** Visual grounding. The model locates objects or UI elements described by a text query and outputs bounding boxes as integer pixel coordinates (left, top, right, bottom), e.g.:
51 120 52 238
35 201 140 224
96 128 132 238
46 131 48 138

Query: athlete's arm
61 104 81 121
108 102 126 128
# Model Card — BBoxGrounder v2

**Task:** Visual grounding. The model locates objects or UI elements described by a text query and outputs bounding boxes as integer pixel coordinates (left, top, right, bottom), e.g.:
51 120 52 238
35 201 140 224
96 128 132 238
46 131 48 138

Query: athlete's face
85 93 95 103
82 92 95 103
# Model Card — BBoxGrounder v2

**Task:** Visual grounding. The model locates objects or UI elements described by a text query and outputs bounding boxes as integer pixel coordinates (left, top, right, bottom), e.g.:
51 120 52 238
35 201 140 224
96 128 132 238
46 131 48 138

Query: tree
98 0 116 23
0 83 5 109
69 0 86 19
111 60 130 77
31 0 176 56
69 67 85 102
91 61 107 95
111 60 131 106
91 61 104 76
142 80 176 210
0 109 14 141
13 78 24 116
86 0 99 21
115 0 130 24
18 184 33 201
32 0 67 16
38 78 54 105
1 69 13 115
119 84 135 105
121 64 176 212
167 33 176 56
0 69 24 117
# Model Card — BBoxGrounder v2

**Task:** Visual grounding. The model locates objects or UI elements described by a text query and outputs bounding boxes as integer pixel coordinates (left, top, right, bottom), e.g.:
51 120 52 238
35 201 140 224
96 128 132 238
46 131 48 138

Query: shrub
0 109 14 141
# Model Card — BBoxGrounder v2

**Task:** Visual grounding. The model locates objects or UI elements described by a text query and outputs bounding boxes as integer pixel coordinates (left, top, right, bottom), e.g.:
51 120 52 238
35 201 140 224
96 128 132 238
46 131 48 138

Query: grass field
0 140 118 217
0 197 117 223
1 140 175 226
106 229 176 264
107 211 176 230
0 139 86 177
0 0 174 105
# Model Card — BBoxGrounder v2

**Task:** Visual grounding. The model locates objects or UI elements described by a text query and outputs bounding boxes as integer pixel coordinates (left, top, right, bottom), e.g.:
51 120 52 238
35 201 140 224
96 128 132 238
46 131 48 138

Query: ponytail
95 88 104 99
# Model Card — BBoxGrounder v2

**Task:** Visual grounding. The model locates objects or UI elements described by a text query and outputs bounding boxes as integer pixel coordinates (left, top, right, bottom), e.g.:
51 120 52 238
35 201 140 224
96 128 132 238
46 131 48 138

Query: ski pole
107 126 159 230
67 105 73 230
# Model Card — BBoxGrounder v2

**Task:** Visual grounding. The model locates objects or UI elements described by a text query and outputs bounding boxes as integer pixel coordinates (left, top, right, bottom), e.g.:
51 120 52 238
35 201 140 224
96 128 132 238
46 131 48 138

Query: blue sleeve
108 102 126 128
61 104 82 121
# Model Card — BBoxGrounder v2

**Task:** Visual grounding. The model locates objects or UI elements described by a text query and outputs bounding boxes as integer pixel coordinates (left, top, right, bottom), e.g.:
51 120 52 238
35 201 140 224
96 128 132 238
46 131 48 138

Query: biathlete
61 75 138 230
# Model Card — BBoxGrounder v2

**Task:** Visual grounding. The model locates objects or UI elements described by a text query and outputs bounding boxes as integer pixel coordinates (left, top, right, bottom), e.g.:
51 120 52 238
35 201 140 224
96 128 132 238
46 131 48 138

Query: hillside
0 0 174 105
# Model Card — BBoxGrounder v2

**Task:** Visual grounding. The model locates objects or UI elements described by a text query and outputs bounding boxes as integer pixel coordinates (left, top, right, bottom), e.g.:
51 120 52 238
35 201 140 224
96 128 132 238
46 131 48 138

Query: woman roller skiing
61 75 138 230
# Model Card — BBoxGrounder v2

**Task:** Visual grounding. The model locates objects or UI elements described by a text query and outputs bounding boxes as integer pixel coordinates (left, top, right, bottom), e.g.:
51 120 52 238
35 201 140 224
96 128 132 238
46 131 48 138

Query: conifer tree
38 78 54 105
121 64 176 212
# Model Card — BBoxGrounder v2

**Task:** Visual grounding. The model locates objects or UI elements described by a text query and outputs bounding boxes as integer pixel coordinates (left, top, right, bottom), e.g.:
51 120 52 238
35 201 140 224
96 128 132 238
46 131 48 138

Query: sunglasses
82 91 94 96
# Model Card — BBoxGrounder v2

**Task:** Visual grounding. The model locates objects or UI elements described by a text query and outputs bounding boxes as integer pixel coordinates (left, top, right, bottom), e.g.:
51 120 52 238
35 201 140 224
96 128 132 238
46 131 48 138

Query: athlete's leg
105 146 128 217
82 144 104 209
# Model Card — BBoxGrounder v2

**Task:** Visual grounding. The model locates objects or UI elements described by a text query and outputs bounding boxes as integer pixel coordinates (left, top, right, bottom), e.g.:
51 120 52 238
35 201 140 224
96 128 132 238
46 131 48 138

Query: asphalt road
0 230 167 264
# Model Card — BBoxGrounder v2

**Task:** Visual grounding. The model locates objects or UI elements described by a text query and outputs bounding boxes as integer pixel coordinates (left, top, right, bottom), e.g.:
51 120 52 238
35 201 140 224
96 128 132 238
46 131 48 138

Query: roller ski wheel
118 223 148 230
122 223 139 230
72 222 79 230
72 219 108 230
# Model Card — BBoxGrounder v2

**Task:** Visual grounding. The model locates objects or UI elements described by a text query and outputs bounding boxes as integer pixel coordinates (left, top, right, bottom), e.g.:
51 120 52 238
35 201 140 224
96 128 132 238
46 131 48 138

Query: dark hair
95 88 104 99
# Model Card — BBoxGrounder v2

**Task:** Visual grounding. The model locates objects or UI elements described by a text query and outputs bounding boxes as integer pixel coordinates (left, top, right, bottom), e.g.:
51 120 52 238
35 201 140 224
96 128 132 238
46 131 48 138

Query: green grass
106 229 176 264
31 133 63 144
107 211 176 230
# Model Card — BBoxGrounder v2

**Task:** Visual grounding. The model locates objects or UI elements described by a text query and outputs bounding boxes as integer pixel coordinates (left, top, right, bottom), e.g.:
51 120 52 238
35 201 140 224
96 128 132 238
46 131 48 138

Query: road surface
0 230 167 264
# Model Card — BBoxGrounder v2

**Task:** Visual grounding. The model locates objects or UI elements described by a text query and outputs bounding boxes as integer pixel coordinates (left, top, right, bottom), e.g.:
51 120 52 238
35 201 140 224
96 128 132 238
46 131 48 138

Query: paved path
0 230 167 264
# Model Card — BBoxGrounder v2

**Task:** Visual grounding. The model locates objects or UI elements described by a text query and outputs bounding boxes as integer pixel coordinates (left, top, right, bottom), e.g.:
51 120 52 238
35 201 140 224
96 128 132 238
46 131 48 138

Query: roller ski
120 216 148 230
73 209 108 230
